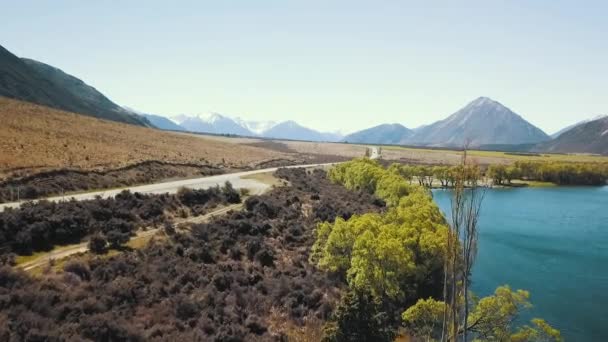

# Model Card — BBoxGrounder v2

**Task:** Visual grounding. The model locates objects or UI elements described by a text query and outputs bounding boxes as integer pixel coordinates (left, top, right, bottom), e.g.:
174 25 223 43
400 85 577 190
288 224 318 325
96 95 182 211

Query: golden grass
0 97 288 178
14 250 56 265
28 252 88 277
14 243 81 265
380 145 608 164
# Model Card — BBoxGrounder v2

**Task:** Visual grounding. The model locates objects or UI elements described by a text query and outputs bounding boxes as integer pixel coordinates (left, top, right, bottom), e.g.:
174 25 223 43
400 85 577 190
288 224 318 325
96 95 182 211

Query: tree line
314 158 562 341
388 160 608 187
487 160 608 185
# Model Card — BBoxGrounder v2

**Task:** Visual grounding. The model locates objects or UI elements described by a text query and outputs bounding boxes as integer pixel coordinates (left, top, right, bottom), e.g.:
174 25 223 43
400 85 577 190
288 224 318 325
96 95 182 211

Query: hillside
551 114 608 138
535 116 608 155
262 120 340 141
0 44 149 126
0 97 286 178
343 123 412 144
406 97 549 147
142 113 185 131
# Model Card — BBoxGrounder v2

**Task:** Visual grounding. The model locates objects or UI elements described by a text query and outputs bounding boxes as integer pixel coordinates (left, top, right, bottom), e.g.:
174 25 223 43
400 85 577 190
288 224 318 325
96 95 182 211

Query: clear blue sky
2 0 606 134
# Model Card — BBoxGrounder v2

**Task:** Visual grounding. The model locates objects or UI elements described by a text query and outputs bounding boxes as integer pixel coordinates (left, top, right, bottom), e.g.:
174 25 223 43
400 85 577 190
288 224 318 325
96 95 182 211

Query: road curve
0 162 338 211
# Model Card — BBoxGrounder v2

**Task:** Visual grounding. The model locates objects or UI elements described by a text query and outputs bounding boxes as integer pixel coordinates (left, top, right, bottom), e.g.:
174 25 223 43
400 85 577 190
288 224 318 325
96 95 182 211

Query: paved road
0 162 337 211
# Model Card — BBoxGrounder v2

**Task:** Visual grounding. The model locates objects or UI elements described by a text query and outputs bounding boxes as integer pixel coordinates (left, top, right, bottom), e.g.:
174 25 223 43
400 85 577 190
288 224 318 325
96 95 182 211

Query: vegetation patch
313 159 562 341
0 183 241 257
0 168 384 341
0 160 224 203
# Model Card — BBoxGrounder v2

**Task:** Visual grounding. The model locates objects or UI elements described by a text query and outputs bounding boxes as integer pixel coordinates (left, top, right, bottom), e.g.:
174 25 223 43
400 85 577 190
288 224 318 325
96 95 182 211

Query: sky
2 0 607 134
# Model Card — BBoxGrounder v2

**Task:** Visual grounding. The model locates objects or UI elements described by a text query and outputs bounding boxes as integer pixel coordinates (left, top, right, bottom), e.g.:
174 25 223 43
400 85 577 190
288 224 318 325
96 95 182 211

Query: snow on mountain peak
234 117 277 135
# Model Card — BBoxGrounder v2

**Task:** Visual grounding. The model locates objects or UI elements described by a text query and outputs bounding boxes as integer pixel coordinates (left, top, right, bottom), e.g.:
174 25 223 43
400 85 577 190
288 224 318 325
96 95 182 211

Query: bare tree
442 144 485 342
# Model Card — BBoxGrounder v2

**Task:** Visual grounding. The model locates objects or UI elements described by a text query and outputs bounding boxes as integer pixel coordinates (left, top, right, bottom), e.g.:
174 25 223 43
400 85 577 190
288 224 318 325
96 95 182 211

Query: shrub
88 233 107 254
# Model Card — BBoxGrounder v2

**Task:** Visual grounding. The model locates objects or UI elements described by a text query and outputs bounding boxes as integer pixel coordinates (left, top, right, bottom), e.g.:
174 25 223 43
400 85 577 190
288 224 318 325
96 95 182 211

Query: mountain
234 118 277 135
142 114 185 131
262 120 340 142
535 116 608 155
176 113 254 136
405 97 549 147
551 115 608 138
342 123 412 144
0 44 149 126
172 114 341 141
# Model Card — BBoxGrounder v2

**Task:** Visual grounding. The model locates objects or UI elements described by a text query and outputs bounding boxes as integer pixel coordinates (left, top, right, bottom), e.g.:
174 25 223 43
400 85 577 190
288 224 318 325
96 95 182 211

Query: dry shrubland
0 183 241 256
0 168 384 341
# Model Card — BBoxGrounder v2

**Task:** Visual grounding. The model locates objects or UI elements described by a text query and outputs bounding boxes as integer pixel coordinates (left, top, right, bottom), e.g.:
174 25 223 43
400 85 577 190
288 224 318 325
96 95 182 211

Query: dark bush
63 261 91 281
88 233 107 254
221 181 241 204
0 184 241 256
255 249 275 267
106 230 130 249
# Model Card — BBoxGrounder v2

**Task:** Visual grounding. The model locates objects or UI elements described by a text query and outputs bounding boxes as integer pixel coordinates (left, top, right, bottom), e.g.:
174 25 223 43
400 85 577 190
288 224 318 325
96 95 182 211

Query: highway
0 162 337 211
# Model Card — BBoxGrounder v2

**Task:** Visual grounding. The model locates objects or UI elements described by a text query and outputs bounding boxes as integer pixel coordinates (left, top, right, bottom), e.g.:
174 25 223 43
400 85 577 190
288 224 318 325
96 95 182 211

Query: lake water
432 186 608 342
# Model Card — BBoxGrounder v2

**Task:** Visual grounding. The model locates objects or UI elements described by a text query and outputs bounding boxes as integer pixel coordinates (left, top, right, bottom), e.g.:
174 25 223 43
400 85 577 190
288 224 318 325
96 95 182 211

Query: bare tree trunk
459 148 485 342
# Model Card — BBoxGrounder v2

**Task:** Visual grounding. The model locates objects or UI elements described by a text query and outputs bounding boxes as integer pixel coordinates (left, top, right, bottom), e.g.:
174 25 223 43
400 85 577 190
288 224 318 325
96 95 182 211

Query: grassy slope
0 97 286 178
0 45 150 126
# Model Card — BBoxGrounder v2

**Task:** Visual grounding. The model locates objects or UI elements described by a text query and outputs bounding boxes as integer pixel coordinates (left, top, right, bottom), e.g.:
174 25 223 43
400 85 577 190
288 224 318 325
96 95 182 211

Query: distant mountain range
170 114 343 142
343 124 412 144
176 113 253 136
343 97 550 148
234 118 277 136
535 116 608 155
0 44 150 126
1 44 607 154
550 114 608 139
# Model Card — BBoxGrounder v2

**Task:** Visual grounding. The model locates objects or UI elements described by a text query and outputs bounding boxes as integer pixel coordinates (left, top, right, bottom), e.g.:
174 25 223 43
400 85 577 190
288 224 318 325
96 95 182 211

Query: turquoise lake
432 186 608 342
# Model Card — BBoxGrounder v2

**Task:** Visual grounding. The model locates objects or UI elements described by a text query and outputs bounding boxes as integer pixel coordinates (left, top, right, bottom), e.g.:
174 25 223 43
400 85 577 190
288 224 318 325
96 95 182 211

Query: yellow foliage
314 159 448 300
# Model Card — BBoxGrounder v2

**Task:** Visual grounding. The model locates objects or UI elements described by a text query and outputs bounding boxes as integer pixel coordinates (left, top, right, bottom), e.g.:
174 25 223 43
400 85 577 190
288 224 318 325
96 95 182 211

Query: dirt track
17 202 245 272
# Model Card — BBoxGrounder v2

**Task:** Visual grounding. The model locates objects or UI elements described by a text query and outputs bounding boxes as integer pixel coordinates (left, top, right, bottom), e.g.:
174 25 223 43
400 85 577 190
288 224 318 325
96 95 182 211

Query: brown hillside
0 97 287 178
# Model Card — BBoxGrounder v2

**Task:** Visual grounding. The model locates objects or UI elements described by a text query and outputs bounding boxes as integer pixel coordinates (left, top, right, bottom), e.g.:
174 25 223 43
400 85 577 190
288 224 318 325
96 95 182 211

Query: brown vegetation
0 183 241 256
0 160 223 203
0 168 384 341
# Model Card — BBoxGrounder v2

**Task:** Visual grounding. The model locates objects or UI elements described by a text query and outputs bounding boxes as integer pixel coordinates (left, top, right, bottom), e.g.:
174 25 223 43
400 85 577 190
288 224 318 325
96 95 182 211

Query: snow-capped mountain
174 113 254 136
404 97 549 147
234 118 277 135
169 113 342 141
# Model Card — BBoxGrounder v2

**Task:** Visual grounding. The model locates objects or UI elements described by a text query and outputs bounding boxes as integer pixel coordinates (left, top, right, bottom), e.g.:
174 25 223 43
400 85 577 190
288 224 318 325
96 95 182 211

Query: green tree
323 290 394 342
487 164 507 185
348 228 415 299
402 298 446 341
467 286 562 342
510 318 564 342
